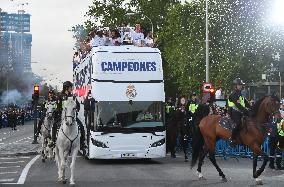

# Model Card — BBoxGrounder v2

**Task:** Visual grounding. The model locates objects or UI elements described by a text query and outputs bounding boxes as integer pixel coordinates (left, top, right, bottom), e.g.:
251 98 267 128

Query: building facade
0 10 32 72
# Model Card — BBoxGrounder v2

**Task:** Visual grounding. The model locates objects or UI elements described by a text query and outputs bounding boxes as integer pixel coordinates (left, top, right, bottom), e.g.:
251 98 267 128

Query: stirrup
48 141 55 148
229 138 236 147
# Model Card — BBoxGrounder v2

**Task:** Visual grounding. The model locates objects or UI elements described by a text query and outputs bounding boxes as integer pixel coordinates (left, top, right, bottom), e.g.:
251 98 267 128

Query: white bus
73 45 166 159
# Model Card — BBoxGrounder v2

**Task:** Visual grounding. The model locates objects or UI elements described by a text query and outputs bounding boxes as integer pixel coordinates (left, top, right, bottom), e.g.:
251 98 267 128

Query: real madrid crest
126 84 137 99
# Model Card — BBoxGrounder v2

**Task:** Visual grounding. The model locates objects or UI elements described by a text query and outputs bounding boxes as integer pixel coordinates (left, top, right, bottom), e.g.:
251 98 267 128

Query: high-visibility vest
228 96 245 110
277 119 284 137
189 103 198 113
165 104 175 114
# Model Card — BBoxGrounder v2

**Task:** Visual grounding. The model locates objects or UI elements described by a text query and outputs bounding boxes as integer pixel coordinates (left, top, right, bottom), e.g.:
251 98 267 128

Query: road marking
0 161 25 164
0 178 15 183
0 171 18 175
0 157 30 160
17 155 40 184
0 166 21 169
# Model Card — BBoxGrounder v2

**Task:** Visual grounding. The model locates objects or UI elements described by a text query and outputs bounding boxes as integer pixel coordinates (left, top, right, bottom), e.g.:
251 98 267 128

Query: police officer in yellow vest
228 78 250 144
273 119 284 170
165 97 175 121
187 92 199 115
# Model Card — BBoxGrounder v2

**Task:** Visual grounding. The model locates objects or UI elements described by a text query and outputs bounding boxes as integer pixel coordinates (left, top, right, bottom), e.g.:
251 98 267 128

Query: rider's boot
229 137 236 147
229 127 238 146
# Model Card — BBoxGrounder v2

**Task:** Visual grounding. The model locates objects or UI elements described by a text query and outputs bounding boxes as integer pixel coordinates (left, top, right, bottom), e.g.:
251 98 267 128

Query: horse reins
62 109 79 156
61 127 79 156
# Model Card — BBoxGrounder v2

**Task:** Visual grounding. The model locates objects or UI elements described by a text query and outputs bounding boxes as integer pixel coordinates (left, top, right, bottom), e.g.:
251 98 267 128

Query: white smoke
0 89 29 106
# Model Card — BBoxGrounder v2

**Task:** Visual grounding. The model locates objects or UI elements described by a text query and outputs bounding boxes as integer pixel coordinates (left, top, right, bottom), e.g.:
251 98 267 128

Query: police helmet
191 92 197 97
233 78 245 85
63 81 73 90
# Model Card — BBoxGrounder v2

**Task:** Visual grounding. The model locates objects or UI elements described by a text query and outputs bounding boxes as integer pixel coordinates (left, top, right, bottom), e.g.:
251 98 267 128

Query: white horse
41 101 57 162
55 97 80 185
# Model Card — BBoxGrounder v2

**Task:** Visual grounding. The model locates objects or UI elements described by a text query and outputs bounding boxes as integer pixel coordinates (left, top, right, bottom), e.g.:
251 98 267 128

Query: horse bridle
63 108 76 125
62 106 79 155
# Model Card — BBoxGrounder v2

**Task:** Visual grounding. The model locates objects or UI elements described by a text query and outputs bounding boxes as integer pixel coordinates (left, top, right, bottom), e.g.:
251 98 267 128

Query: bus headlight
151 138 165 147
91 138 109 148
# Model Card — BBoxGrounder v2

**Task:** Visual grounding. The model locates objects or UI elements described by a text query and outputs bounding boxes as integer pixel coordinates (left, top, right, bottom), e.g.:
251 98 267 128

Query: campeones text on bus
101 61 157 72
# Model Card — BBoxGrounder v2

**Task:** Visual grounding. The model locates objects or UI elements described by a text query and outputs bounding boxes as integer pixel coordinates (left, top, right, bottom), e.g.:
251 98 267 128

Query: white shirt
215 89 222 99
91 35 106 47
145 37 154 47
130 29 144 44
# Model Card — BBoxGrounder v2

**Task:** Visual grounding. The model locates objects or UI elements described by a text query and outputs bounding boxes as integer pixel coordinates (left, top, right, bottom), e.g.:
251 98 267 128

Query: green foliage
70 24 87 50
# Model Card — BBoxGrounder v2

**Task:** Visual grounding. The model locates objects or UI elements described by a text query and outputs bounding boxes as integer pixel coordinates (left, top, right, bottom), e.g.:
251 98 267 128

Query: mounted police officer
37 90 56 135
49 81 87 154
228 78 250 144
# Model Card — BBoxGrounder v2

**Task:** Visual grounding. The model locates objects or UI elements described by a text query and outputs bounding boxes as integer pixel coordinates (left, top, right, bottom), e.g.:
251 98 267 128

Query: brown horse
191 95 280 185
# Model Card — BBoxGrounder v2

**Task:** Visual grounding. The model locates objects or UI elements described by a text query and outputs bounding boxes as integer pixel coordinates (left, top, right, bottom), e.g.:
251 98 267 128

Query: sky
0 0 92 89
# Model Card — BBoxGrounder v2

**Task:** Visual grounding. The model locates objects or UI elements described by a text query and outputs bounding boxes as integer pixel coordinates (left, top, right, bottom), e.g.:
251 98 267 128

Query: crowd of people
165 78 283 169
73 23 156 69
0 106 33 130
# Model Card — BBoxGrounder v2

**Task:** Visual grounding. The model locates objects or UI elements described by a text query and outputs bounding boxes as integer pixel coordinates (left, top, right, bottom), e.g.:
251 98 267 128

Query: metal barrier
175 137 282 159
215 138 269 159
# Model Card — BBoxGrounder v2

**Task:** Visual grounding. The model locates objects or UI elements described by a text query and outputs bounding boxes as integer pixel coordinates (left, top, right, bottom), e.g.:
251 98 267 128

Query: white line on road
17 155 40 184
0 178 15 183
0 166 21 169
0 171 18 175
0 157 30 160
0 161 25 164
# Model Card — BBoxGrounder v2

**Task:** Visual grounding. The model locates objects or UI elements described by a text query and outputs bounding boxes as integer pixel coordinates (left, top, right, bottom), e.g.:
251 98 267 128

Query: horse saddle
219 116 236 132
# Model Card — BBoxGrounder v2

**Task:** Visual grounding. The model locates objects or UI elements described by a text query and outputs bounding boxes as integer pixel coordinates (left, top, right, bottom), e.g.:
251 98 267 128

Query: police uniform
271 119 284 170
186 93 199 115
37 92 56 135
51 81 86 152
165 99 175 121
228 78 250 142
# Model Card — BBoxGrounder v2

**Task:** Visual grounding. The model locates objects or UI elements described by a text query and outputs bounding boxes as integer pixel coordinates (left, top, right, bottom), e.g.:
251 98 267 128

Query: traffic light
33 85 40 100
209 88 215 102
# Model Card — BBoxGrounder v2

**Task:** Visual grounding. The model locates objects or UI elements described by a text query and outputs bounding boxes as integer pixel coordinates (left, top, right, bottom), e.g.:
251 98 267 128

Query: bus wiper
132 127 163 136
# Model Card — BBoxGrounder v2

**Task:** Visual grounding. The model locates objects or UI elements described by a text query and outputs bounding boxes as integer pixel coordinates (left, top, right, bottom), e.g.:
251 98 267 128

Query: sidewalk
0 121 41 156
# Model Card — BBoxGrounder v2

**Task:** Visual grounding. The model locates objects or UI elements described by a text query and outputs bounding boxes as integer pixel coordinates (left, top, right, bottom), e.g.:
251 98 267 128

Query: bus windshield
95 101 164 131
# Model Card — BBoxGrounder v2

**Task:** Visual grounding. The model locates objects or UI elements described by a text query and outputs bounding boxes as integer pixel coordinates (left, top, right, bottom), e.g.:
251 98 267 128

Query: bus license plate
121 153 136 158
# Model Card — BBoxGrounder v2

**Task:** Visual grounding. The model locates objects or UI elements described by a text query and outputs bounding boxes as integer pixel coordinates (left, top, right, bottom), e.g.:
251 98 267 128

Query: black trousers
77 118 86 146
37 117 45 134
269 136 284 167
230 110 243 140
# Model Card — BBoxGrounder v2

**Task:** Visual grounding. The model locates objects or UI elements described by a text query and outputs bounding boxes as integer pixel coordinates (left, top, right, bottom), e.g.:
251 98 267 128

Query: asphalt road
21 155 284 187
0 122 283 187
0 122 34 145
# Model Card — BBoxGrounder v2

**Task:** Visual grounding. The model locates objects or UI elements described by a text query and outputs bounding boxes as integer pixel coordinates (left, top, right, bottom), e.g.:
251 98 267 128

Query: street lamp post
205 0 209 82
125 12 154 36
